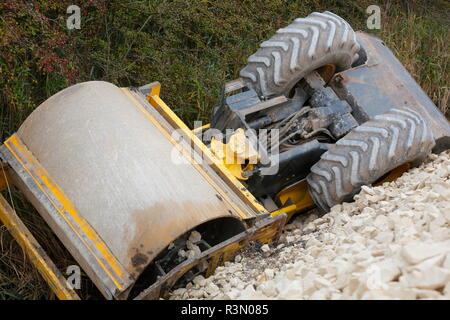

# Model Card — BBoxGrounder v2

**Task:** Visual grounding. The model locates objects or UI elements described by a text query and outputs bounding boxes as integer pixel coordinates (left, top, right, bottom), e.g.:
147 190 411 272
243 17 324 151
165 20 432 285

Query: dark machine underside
210 32 450 200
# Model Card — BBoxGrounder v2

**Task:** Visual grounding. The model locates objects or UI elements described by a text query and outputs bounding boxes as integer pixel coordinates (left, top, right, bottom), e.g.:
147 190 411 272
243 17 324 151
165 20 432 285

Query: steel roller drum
14 81 247 295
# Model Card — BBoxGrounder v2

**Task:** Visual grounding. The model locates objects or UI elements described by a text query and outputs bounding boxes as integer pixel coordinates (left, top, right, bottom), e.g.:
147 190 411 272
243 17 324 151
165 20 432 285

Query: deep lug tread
239 11 360 98
307 107 435 212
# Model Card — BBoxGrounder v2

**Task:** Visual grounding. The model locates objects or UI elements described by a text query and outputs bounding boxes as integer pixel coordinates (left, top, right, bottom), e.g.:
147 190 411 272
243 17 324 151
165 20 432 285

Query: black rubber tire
239 11 360 98
307 107 436 212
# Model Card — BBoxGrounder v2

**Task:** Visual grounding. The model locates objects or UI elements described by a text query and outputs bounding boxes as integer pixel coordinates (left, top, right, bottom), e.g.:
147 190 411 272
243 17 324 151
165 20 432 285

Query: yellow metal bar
271 180 315 221
192 123 211 134
144 84 268 215
4 136 129 292
272 163 412 220
135 213 287 300
0 193 80 300
122 88 254 220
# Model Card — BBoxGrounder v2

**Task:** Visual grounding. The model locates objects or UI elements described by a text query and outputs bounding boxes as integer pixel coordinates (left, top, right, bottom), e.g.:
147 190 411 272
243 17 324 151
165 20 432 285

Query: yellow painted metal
210 128 259 181
4 135 128 292
135 213 287 300
122 88 254 220
0 172 80 300
192 123 211 134
0 77 416 301
144 83 268 215
271 180 315 221
272 162 412 220
1 81 258 300
147 81 161 97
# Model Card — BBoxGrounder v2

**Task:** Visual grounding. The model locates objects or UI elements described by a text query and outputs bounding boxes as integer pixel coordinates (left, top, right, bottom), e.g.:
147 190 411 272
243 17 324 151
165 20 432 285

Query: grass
0 0 448 299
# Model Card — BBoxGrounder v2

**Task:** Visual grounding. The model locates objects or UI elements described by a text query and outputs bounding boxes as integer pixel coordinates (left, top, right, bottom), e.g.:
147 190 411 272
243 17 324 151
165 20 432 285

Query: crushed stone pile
171 151 450 300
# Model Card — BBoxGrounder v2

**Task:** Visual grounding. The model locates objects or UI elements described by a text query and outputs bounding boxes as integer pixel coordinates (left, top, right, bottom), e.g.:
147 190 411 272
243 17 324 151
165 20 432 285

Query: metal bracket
0 164 80 300
134 213 287 300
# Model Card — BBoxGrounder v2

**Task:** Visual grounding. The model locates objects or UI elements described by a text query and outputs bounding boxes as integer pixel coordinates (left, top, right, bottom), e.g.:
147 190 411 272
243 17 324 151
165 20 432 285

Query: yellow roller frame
0 81 413 301
0 165 80 300
144 82 268 215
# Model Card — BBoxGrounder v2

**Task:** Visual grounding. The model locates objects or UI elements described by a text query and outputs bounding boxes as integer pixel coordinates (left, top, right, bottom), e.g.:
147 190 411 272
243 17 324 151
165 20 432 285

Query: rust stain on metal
131 253 149 268
125 200 239 278
134 213 287 300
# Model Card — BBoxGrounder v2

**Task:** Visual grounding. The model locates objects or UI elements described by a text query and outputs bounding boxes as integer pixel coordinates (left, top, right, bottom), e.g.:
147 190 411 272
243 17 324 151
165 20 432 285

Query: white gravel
171 151 450 300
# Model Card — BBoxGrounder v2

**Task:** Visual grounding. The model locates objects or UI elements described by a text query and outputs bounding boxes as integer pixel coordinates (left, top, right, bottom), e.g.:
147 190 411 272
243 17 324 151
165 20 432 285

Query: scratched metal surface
16 81 242 278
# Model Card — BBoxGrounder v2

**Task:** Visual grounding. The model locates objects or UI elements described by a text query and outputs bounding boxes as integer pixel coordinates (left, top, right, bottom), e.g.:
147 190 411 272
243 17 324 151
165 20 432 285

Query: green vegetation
0 0 448 299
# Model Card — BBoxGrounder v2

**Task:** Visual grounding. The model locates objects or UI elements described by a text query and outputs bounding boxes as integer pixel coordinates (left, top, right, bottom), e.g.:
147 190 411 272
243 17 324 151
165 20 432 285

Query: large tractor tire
307 107 435 212
239 11 360 98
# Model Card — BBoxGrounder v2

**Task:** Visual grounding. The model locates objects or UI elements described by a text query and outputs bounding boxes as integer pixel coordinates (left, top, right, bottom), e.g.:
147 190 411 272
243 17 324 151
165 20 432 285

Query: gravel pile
171 151 450 300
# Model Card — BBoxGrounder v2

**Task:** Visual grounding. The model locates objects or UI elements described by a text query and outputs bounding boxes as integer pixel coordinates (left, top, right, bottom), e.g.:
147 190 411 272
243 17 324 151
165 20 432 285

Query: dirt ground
171 151 450 300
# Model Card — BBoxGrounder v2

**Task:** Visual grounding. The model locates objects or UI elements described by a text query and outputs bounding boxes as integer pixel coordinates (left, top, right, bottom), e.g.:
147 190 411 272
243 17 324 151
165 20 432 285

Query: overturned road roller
0 81 285 300
0 11 449 300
